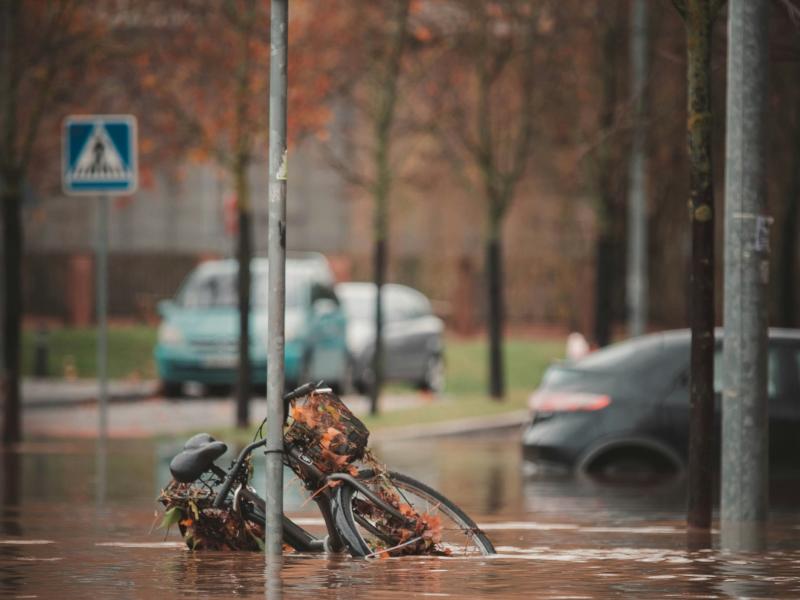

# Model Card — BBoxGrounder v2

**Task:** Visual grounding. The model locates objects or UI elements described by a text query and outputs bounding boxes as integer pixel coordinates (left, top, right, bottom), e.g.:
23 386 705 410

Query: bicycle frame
210 435 416 554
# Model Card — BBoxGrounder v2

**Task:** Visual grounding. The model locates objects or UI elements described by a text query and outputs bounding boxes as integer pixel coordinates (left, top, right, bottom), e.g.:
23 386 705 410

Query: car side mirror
158 299 176 317
313 298 338 317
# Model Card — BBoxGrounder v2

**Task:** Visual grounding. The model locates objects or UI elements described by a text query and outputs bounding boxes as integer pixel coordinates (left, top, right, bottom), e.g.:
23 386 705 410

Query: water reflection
0 450 22 598
2 434 800 598
1 450 21 536
96 436 108 507
686 528 712 552
266 554 282 600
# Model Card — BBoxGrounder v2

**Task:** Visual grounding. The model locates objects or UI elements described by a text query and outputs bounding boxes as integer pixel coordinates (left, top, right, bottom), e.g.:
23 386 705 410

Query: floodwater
3 432 800 599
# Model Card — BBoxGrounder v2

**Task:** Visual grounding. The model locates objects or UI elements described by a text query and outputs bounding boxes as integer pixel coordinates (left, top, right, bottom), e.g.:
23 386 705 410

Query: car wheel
419 354 445 394
205 384 231 397
161 380 183 399
584 447 679 483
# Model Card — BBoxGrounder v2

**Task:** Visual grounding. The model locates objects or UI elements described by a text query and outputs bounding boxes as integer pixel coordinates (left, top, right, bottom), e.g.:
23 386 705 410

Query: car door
655 339 695 460
382 290 410 380
766 341 800 467
307 282 347 382
399 291 442 381
382 288 438 381
664 337 800 467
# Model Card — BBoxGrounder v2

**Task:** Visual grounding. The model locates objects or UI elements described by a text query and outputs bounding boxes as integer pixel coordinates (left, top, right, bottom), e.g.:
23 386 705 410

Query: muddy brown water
2 432 800 599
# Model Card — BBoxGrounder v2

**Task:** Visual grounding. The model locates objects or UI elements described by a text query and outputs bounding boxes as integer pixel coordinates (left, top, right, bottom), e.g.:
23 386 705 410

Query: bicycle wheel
332 469 495 558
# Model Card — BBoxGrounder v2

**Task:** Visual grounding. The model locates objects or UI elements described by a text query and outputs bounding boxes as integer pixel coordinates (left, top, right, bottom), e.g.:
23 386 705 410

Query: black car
522 329 800 477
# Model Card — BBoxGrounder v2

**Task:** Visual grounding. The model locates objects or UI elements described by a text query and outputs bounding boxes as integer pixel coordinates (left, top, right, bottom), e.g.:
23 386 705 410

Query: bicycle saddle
169 433 228 483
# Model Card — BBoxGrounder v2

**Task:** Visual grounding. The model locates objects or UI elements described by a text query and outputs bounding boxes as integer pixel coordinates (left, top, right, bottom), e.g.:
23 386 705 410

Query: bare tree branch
18 59 57 173
318 138 372 190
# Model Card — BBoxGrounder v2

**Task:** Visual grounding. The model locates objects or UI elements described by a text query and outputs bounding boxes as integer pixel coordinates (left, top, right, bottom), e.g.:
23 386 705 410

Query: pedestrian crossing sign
63 115 137 195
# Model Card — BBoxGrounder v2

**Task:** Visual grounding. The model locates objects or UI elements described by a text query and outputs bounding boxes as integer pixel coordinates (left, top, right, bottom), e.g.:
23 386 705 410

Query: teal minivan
154 254 348 397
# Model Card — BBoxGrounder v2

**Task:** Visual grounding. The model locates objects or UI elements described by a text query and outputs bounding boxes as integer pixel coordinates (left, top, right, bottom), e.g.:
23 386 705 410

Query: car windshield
178 270 305 309
339 289 375 320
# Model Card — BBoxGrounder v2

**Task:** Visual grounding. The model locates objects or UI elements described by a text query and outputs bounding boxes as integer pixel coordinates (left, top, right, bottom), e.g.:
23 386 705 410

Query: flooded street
3 432 800 598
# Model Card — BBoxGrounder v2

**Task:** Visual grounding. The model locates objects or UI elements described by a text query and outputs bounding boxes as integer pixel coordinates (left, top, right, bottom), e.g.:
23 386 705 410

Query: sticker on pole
63 115 138 195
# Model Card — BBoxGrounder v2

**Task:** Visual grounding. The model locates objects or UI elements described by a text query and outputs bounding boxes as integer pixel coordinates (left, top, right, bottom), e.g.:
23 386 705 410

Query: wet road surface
2 433 800 598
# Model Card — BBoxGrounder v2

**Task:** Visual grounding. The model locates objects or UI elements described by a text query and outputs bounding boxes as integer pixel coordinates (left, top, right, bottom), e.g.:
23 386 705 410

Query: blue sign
63 115 137 195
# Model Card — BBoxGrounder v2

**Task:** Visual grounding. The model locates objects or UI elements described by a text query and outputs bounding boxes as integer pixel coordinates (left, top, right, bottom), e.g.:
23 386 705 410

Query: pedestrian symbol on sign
70 124 128 180
63 115 137 195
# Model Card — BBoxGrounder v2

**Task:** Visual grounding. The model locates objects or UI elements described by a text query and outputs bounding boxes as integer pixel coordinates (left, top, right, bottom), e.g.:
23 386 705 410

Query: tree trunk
235 161 252 429
369 236 386 416
593 8 621 348
685 0 717 532
367 1 409 416
487 229 505 400
1 174 22 445
593 233 615 347
232 0 255 430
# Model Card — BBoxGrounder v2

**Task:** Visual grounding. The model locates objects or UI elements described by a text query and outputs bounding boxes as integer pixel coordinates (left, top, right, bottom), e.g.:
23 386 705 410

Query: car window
339 288 373 320
337 284 433 322
179 270 304 309
311 282 339 305
713 344 800 399
405 291 432 319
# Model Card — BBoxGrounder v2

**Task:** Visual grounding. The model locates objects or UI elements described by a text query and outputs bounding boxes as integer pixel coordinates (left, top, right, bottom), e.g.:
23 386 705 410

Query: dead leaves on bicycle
285 390 370 474
158 480 265 551
352 482 449 558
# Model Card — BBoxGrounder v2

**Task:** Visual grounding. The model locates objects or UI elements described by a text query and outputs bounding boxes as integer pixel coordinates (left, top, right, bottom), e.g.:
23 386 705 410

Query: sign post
62 115 137 452
266 0 289 562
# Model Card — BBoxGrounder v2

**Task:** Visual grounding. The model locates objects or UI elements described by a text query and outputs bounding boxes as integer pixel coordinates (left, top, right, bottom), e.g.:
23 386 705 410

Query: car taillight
528 390 611 413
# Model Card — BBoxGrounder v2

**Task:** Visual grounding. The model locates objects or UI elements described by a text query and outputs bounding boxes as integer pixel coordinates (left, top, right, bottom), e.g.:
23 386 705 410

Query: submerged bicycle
159 382 495 558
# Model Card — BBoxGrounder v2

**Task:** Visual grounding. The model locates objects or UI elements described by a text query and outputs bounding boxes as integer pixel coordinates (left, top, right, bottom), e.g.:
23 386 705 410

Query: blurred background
4 0 799 403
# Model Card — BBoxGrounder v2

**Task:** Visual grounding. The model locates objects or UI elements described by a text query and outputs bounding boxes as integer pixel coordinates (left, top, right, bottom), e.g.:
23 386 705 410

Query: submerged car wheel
582 444 681 483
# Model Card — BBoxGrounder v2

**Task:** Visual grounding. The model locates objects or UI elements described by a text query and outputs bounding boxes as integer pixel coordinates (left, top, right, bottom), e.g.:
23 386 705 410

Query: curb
22 379 158 409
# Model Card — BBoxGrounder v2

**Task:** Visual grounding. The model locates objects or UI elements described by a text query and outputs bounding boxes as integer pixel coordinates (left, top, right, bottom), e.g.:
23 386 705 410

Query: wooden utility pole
672 0 726 532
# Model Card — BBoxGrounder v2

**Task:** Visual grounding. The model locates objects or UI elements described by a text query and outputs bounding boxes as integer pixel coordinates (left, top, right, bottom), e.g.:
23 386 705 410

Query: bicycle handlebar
283 380 323 404
212 380 324 508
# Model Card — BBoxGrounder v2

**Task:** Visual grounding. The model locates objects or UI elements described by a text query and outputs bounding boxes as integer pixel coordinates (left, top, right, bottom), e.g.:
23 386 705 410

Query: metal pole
626 0 648 338
266 0 288 559
721 0 770 552
96 195 109 441
96 195 109 505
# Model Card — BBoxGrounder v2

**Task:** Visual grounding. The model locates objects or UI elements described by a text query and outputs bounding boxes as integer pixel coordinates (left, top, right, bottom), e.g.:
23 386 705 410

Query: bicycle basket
284 390 370 474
